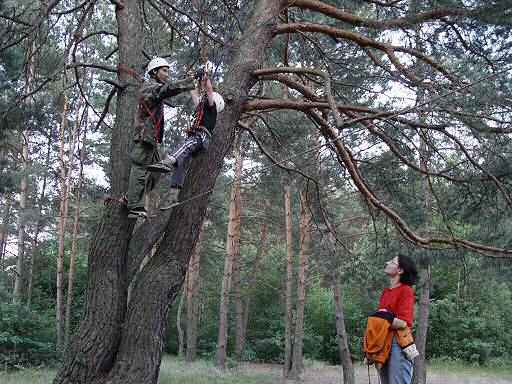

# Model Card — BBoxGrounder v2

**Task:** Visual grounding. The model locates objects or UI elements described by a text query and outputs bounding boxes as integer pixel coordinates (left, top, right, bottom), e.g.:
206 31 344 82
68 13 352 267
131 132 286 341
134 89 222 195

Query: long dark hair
398 254 418 286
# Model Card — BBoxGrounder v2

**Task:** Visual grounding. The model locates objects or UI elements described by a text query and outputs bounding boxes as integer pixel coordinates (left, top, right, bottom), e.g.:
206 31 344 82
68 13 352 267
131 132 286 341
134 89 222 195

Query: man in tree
127 57 195 219
147 69 225 210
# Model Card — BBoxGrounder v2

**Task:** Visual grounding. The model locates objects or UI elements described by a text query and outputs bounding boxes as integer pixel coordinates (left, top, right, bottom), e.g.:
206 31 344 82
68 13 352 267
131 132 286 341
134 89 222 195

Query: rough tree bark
185 222 205 362
56 1 284 383
53 0 141 381
283 182 294 377
216 135 243 369
289 189 311 380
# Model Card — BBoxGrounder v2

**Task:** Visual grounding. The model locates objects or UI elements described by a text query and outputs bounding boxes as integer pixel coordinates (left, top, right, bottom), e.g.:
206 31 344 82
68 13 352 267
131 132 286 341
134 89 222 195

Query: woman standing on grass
378 254 418 384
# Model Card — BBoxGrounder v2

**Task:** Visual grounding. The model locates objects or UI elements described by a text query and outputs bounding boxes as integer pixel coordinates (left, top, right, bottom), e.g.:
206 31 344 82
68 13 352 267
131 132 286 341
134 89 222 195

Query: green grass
429 357 512 377
2 356 511 384
0 357 276 384
0 367 56 384
158 356 276 384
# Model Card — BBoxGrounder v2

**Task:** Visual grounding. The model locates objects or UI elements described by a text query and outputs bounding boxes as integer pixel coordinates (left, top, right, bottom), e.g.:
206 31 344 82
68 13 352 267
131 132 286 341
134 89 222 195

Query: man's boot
127 206 148 219
147 156 176 173
159 187 180 210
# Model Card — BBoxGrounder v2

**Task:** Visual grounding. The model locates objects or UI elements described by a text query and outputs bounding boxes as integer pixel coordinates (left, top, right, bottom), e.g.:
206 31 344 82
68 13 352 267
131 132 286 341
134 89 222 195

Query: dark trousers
127 141 160 209
169 131 209 188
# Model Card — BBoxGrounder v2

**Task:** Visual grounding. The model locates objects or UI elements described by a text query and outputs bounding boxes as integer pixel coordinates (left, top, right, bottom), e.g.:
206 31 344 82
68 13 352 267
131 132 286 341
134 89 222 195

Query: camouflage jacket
134 77 195 146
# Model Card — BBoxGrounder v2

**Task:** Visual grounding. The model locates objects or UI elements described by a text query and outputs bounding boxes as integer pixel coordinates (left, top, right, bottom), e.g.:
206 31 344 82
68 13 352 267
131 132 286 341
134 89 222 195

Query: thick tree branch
289 0 470 30
274 22 455 83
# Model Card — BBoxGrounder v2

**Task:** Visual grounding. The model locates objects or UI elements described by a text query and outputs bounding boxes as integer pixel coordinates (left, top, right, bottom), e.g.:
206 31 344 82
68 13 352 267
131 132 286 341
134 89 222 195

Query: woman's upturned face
384 256 401 276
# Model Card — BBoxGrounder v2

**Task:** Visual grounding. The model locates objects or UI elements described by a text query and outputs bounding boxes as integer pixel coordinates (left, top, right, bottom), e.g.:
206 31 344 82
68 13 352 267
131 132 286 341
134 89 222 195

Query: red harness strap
140 100 163 143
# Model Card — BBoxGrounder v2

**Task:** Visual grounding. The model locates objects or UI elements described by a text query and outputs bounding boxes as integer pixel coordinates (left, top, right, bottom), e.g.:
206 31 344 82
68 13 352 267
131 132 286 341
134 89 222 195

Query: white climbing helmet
146 57 170 75
212 92 225 113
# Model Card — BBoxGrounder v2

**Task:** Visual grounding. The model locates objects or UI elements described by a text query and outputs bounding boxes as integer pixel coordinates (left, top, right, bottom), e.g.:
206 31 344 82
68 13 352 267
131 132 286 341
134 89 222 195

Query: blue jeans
169 131 210 188
379 337 413 384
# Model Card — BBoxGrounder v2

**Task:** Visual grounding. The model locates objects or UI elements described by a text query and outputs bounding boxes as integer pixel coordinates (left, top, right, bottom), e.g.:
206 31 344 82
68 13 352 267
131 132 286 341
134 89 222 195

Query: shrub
0 303 57 369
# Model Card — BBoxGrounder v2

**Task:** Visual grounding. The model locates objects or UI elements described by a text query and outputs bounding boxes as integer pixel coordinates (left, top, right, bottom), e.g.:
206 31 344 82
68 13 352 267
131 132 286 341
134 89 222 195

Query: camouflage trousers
127 141 161 210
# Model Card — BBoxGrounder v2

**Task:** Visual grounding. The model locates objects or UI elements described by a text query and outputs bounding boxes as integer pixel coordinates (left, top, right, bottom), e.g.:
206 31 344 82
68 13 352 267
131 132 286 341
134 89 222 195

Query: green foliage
427 282 512 365
0 303 57 369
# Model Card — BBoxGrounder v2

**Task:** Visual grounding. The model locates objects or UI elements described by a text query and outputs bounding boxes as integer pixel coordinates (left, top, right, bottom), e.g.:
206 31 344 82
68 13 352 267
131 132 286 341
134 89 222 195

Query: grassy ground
0 357 276 384
158 357 276 384
1 356 511 384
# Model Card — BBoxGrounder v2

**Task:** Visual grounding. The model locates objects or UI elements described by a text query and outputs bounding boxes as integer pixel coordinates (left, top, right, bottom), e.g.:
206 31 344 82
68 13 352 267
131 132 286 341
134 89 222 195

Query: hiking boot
146 156 176 173
127 206 148 219
159 188 180 211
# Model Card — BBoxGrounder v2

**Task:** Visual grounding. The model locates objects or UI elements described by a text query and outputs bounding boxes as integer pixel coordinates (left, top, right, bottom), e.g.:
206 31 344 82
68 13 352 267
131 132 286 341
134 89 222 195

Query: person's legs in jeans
379 337 413 384
169 134 203 188
159 134 204 210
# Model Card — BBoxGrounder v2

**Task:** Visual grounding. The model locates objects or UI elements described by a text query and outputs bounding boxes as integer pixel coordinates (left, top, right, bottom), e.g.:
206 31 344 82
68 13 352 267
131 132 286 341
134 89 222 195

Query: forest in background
1 0 512 383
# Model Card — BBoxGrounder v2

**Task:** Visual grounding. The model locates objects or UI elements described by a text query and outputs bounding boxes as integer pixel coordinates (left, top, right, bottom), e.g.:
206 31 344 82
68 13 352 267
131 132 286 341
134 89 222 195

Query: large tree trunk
185 222 204 362
283 182 294 378
57 1 283 382
289 189 311 380
332 275 355 384
53 0 142 382
216 135 243 369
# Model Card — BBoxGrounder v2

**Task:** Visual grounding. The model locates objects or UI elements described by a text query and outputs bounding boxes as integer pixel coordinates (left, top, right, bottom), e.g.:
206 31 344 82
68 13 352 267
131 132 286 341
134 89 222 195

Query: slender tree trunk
233 243 244 362
177 285 186 357
283 183 294 378
215 135 243 369
65 119 87 347
56 94 70 350
185 222 204 362
332 275 355 384
289 190 311 380
241 215 268 357
0 195 12 272
27 128 52 308
13 140 28 304
414 263 431 384
413 87 433 384
13 37 36 304
413 130 432 384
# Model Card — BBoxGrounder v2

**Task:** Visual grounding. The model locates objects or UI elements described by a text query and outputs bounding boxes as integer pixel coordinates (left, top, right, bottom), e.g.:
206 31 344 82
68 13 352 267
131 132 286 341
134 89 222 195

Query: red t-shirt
378 284 415 327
